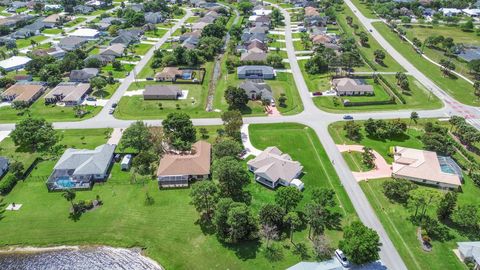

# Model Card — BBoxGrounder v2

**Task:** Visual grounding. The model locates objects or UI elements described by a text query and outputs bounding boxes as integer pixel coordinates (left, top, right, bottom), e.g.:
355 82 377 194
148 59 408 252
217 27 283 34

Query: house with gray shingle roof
239 80 272 101
46 144 116 191
69 68 99 83
247 147 303 189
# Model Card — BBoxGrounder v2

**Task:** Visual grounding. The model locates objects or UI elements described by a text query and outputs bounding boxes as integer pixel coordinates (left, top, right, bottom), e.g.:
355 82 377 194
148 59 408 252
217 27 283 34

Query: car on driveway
109 108 115 115
335 249 350 267
86 96 97 101
146 77 154 81
112 103 118 108
343 115 353 120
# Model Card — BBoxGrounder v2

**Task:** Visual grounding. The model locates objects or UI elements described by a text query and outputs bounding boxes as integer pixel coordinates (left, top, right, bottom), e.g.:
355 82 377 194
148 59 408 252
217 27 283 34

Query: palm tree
62 189 76 209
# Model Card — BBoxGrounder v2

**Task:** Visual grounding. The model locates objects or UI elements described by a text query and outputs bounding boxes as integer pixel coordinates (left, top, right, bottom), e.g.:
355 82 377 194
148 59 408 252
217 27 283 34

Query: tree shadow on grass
222 240 261 261
195 216 216 235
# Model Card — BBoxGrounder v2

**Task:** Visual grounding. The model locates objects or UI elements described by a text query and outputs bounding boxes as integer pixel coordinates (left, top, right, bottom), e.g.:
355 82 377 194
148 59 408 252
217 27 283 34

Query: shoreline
0 245 164 269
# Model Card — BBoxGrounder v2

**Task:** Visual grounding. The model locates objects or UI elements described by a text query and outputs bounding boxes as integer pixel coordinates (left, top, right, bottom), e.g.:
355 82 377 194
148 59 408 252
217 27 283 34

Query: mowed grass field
329 120 480 270
0 123 356 270
373 22 478 106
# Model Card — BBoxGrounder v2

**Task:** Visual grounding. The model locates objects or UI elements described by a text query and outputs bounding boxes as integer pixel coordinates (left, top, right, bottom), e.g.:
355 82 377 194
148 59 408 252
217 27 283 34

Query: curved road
1 3 478 270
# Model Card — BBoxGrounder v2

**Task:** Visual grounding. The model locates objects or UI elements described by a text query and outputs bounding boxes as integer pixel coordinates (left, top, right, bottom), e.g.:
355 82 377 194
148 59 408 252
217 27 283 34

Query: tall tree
162 112 196 151
259 203 285 228
283 211 301 243
213 156 250 202
224 86 249 110
11 118 58 152
62 189 76 208
213 138 243 159
437 192 457 221
121 121 152 152
190 180 219 220
275 186 303 214
408 188 442 223
339 221 381 265
452 204 479 229
221 110 243 139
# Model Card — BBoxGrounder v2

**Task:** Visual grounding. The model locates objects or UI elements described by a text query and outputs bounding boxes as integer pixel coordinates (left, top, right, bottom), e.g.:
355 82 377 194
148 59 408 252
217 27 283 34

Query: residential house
129 3 144 12
247 147 303 189
305 15 328 27
304 6 319 17
392 146 462 189
85 54 115 65
237 65 275 79
44 4 63 11
145 12 164 24
156 141 211 188
73 5 94 14
246 25 269 34
43 13 66 28
247 40 268 51
155 67 183 81
8 1 27 12
32 47 65 59
456 46 480 62
181 36 199 49
439 8 462 16
143 85 182 100
44 82 91 106
99 43 125 58
253 7 272 16
110 29 143 46
179 29 202 42
13 74 32 82
0 82 46 105
69 68 99 82
12 18 44 38
59 36 88 51
240 50 267 62
456 242 480 270
464 9 480 17
68 28 100 39
0 14 33 28
0 157 8 178
239 80 273 101
0 56 31 71
332 77 374 96
97 17 124 30
241 32 268 44
46 144 116 191
192 21 209 31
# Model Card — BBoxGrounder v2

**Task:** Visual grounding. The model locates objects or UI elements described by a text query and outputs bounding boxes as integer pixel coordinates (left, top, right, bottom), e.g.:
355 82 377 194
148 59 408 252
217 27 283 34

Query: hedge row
0 175 18 195
377 74 407 104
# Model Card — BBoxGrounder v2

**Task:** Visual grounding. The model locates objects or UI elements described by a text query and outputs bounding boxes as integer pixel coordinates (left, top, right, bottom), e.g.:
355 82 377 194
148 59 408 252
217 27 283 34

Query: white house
68 28 100 39
0 56 32 71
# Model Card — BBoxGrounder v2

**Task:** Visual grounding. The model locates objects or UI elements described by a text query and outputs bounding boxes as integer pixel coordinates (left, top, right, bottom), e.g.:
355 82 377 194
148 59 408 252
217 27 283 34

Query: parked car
313 91 322 96
109 108 115 114
343 115 353 120
369 29 373 32
146 77 154 81
114 154 121 162
86 96 97 101
335 249 350 267
112 103 118 108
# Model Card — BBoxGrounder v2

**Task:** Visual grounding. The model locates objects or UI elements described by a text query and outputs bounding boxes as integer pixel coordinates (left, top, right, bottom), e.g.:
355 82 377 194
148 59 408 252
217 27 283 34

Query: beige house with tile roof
392 146 462 189
157 141 211 188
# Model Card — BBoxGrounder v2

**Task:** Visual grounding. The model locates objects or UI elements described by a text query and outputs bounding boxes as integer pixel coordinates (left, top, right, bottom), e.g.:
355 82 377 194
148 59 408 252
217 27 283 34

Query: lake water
0 246 163 270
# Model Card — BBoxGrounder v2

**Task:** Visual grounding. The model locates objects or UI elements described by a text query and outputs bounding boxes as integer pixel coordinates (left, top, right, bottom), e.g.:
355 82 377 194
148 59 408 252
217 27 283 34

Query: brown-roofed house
392 146 462 189
332 77 374 96
44 82 91 106
155 67 183 82
157 141 211 188
247 40 268 52
304 7 320 17
0 82 46 105
143 85 182 100
240 51 267 62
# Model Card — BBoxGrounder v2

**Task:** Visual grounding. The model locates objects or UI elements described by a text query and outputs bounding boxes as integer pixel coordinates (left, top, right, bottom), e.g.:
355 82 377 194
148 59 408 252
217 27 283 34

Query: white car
335 249 350 267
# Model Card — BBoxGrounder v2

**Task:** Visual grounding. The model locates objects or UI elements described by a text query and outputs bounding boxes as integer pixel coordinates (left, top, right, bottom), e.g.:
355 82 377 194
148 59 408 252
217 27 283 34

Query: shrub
0 175 18 195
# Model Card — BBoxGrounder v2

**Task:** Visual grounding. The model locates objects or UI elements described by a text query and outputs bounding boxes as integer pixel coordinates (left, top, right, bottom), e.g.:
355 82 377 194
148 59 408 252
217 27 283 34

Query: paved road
0 4 474 270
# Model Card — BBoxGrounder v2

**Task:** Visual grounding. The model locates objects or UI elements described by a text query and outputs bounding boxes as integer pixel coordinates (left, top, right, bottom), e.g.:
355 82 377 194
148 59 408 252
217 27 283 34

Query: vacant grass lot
338 5 405 73
132 43 153 55
373 22 478 106
144 28 168 38
0 123 356 270
64 17 87 27
100 63 135 79
41 28 62 35
16 36 48 48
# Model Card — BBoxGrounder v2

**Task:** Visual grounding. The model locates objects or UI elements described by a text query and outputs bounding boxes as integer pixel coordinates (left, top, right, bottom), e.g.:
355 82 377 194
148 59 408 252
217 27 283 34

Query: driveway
337 144 392 181
240 124 262 158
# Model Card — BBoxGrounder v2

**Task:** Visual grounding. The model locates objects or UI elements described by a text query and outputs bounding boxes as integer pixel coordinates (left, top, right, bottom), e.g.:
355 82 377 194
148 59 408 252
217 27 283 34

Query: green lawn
313 75 442 113
213 57 303 116
41 28 62 35
92 83 119 99
132 43 153 55
373 22 478 106
349 0 378 19
16 36 48 48
64 17 87 27
342 151 371 172
338 5 405 72
0 123 356 270
145 28 168 38
116 63 216 119
298 60 331 92
100 63 135 79
404 25 480 80
0 96 101 124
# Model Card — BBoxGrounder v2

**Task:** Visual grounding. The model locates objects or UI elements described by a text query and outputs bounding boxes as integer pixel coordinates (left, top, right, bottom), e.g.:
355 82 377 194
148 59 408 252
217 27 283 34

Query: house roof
43 13 62 23
458 242 480 265
392 146 462 187
155 67 182 78
192 21 209 30
241 51 267 62
332 77 374 94
144 85 181 97
100 43 125 56
45 82 91 102
54 144 116 176
1 82 45 102
237 65 274 75
0 56 31 70
239 80 272 99
305 6 320 17
157 141 211 176
0 156 8 169
69 28 99 38
69 68 99 81
247 146 303 183
59 36 88 48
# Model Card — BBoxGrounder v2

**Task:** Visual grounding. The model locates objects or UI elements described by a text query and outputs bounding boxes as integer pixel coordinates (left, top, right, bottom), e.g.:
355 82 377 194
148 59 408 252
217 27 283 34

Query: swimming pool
56 177 75 188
